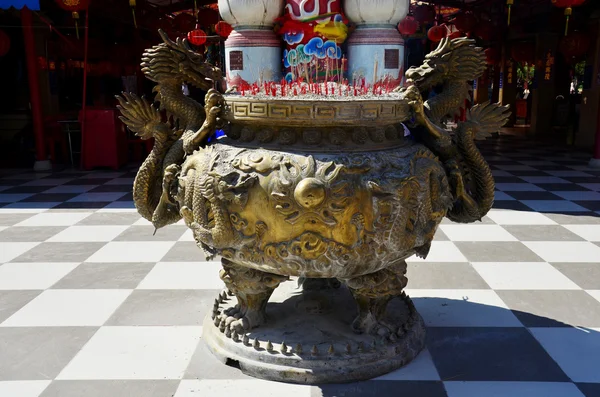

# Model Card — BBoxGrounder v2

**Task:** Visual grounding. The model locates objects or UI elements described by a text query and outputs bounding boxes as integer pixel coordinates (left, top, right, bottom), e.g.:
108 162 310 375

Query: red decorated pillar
21 6 50 171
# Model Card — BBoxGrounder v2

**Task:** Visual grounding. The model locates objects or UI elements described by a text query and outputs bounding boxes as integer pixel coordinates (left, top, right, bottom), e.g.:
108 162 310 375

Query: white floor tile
138 262 224 290
587 290 600 303
16 212 93 227
564 225 600 241
404 289 522 327
523 241 600 262
471 262 581 290
406 242 467 263
85 242 175 263
530 327 600 383
373 349 440 381
0 208 45 214
444 381 585 397
0 262 79 290
522 200 588 212
1 289 131 326
0 381 51 397
0 242 40 263
43 185 98 194
174 379 312 397
47 226 129 242
134 217 153 226
439 225 517 242
552 191 600 201
57 326 202 380
97 208 138 213
486 211 557 225
179 229 195 242
68 192 128 202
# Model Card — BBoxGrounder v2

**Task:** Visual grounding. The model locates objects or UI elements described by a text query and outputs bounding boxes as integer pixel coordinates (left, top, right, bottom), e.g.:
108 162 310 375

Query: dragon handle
117 31 225 231
402 37 510 223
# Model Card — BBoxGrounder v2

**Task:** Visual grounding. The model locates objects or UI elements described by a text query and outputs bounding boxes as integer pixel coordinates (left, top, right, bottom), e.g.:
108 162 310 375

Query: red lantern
215 21 233 38
428 24 447 43
197 7 220 26
485 47 499 65
474 22 494 41
54 0 90 39
174 13 197 36
452 12 477 33
0 29 10 57
187 25 207 46
552 0 586 35
413 5 436 24
559 31 590 62
448 30 463 40
511 42 535 64
398 16 419 36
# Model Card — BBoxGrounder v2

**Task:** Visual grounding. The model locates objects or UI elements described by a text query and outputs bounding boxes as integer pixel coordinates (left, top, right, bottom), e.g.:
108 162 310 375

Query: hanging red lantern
398 16 419 36
54 0 90 39
413 5 436 24
0 29 10 57
197 7 220 26
215 21 233 38
485 47 499 65
452 12 477 33
559 31 590 62
551 0 586 36
174 13 197 36
511 41 535 64
448 30 463 40
427 24 447 42
187 25 207 46
474 22 494 41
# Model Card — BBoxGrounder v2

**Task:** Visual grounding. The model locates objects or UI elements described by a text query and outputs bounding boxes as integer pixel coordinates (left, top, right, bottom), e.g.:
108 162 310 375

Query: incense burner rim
222 95 412 128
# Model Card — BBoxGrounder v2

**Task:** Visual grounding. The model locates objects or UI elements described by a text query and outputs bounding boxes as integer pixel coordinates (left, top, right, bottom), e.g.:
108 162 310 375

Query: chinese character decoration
544 50 555 81
506 60 514 84
277 0 349 83
54 0 91 39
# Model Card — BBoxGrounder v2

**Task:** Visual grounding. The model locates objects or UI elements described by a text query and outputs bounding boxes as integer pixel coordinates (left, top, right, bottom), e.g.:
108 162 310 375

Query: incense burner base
203 280 426 384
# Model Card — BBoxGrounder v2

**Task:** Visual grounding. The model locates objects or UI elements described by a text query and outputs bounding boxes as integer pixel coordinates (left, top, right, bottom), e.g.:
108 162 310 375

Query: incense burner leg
345 261 408 337
216 259 288 334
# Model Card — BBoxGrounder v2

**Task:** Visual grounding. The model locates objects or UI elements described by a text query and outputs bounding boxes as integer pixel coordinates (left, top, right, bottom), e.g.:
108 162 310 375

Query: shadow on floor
312 298 598 396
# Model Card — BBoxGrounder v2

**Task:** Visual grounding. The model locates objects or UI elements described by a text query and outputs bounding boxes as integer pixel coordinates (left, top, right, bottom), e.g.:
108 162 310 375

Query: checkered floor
1 134 600 397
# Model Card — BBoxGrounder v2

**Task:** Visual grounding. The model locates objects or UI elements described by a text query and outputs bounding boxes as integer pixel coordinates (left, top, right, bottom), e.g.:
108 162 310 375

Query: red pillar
21 6 50 170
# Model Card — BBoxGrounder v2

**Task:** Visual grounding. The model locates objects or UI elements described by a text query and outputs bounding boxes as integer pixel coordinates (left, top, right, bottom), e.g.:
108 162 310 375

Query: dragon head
141 30 223 91
405 37 486 91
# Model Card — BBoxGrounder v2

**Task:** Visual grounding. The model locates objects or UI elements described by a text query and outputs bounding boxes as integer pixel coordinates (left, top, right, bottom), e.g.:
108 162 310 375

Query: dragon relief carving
120 33 508 337
116 30 225 231
400 37 511 223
